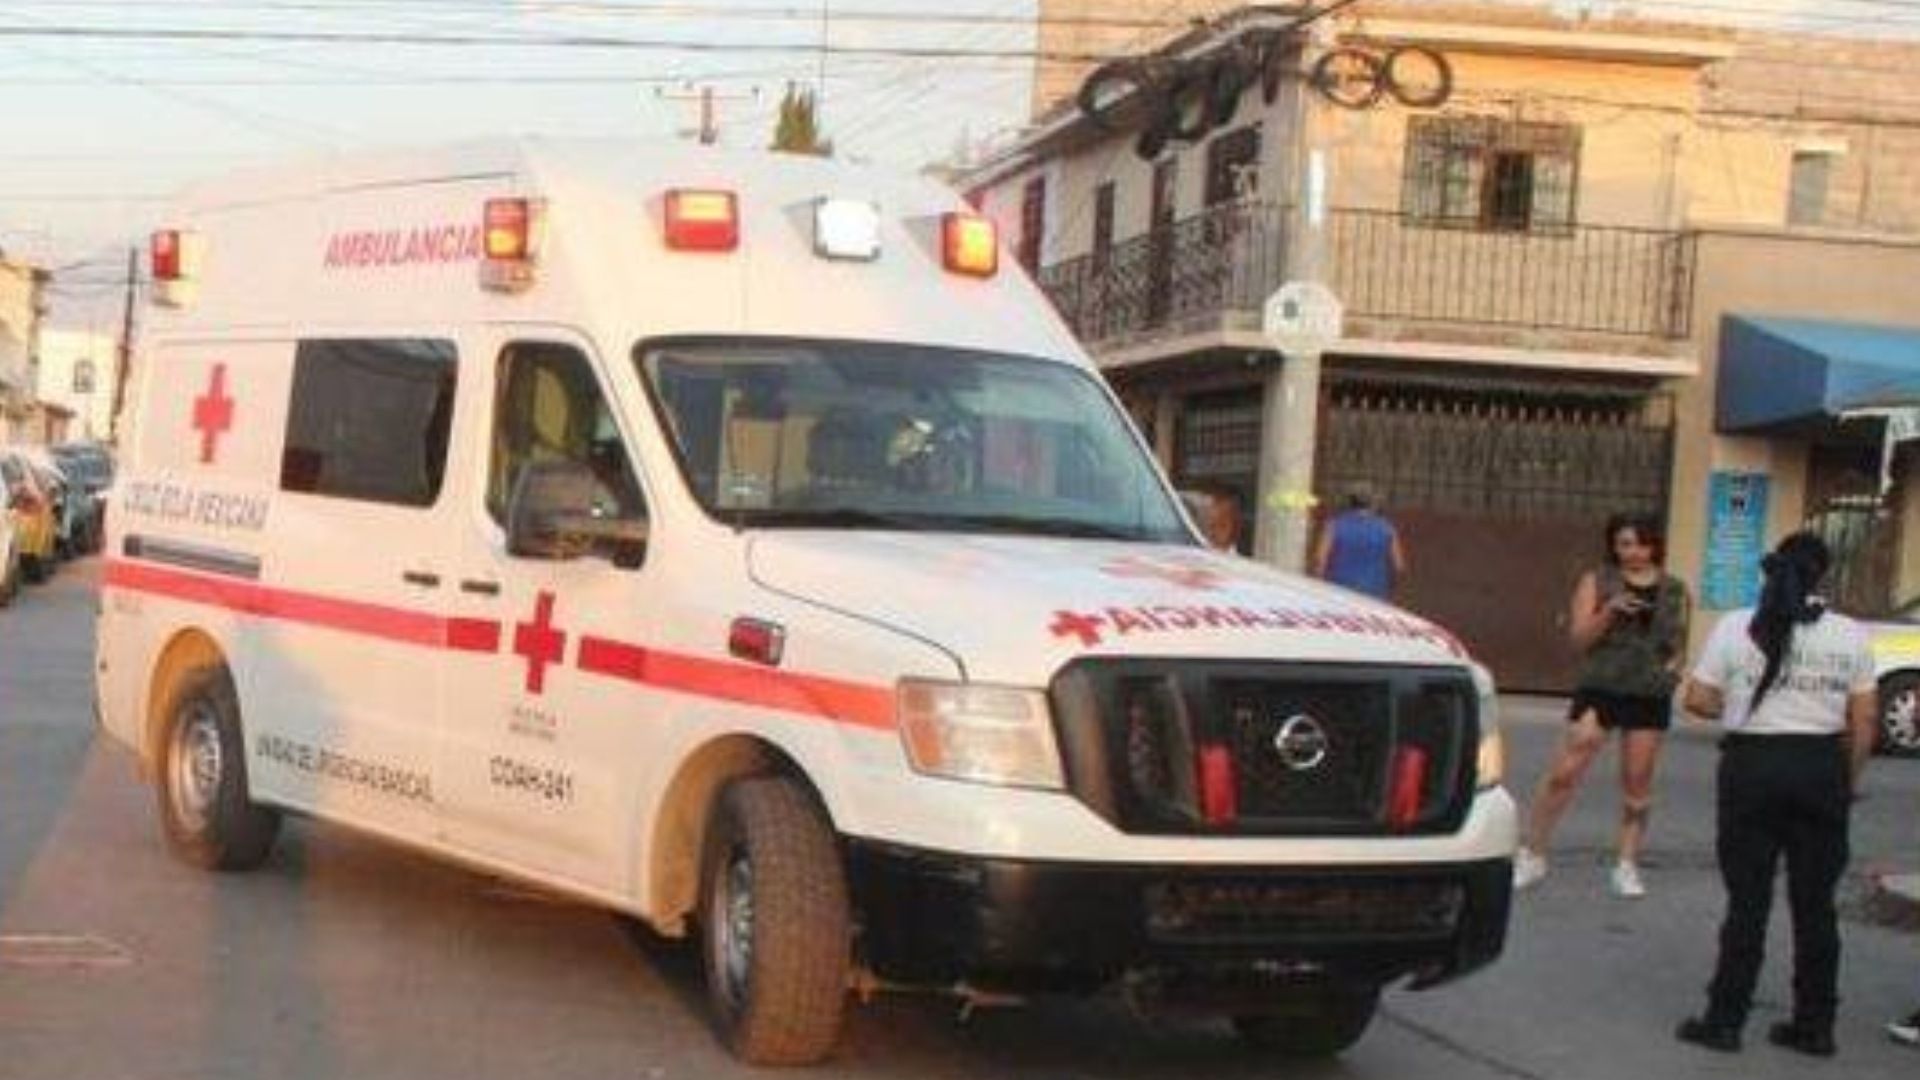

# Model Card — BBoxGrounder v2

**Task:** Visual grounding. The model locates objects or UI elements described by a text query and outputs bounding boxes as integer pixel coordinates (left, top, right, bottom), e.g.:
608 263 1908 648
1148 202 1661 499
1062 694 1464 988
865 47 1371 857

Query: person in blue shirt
1313 482 1406 600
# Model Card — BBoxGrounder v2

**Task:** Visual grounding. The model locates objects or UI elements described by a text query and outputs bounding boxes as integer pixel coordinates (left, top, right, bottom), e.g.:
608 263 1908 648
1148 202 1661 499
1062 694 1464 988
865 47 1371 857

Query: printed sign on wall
1702 471 1770 610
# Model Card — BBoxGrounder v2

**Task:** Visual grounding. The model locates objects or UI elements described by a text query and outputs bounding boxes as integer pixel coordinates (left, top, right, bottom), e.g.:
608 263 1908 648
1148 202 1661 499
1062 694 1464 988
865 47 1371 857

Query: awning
1718 316 1920 433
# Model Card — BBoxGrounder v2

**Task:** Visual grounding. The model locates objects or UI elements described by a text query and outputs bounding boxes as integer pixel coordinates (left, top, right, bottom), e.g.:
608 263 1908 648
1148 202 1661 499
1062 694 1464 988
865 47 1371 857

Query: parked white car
1868 616 1920 756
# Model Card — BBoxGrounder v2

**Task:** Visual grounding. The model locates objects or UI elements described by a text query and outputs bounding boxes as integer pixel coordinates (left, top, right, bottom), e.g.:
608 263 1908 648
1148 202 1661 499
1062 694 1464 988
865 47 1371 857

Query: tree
770 83 833 156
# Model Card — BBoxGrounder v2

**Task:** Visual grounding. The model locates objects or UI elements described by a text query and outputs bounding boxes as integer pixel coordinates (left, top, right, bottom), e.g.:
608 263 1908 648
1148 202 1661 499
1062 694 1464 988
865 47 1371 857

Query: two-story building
964 2 1920 689
0 255 49 445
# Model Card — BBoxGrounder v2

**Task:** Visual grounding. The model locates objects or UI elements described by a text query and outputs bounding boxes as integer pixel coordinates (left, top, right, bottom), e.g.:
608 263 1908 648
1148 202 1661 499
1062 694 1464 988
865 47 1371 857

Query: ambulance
98 139 1515 1065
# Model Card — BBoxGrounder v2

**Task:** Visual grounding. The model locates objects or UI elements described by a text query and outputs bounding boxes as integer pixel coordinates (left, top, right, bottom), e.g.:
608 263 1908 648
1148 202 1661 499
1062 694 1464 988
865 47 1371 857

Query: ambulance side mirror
506 460 650 569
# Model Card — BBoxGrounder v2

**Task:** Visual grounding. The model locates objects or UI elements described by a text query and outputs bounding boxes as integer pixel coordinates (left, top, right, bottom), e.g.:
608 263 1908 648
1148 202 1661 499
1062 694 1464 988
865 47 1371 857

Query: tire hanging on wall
1310 47 1386 110
1383 45 1453 109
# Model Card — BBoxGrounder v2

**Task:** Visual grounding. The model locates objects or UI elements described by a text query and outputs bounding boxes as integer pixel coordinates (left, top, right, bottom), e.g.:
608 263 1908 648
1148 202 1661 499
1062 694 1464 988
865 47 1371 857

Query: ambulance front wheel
698 776 851 1066
156 663 281 871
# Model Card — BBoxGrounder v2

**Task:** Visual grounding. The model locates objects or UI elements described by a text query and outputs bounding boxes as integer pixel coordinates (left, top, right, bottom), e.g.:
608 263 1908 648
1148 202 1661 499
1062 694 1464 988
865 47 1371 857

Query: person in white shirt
1674 532 1877 1059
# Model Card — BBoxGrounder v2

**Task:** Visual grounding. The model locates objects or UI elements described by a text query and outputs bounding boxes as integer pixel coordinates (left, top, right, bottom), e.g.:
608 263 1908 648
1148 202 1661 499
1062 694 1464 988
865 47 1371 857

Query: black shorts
1569 690 1672 733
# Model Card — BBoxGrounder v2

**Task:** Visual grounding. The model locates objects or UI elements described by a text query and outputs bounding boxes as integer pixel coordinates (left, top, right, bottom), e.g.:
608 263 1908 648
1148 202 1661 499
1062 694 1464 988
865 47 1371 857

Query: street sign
1262 281 1344 356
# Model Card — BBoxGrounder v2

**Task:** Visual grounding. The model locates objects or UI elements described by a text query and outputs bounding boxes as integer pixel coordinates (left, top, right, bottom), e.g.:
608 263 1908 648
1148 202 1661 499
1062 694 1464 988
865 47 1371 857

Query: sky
1 0 1910 328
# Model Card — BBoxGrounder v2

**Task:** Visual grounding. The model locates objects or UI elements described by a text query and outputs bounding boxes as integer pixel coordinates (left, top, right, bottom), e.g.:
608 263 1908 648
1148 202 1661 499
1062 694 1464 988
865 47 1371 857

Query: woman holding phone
1514 512 1690 897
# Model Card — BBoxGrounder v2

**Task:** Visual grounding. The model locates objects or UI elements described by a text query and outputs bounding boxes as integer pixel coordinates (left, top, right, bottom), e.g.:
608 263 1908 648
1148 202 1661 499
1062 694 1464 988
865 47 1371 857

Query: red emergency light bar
664 189 739 252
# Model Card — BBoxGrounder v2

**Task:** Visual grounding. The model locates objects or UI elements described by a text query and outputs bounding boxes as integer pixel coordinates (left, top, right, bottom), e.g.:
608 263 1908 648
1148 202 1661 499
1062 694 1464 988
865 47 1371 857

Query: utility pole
108 244 137 446
1255 21 1341 573
655 82 760 145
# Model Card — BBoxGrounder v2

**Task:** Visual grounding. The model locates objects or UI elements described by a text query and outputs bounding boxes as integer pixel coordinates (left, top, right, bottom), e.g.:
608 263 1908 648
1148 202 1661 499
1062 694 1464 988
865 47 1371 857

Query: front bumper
848 841 1511 1002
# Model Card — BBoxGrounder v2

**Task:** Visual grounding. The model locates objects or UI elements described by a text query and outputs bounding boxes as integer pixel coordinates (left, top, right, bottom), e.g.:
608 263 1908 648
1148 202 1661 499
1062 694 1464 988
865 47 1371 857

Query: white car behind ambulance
98 138 1515 1066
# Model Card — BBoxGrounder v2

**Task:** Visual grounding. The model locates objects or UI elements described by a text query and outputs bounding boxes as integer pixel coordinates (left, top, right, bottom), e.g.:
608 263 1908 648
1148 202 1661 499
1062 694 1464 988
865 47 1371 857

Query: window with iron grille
1018 175 1047 271
1402 116 1581 232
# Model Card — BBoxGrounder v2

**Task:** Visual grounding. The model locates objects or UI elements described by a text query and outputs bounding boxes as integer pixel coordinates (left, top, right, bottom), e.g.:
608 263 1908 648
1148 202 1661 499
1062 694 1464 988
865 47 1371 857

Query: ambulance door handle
402 570 441 589
461 579 501 597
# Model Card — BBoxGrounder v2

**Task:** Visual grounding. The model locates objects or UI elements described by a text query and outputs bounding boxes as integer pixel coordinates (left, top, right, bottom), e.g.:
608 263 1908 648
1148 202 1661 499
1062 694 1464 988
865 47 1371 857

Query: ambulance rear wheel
157 663 280 871
698 776 850 1066
1231 985 1380 1058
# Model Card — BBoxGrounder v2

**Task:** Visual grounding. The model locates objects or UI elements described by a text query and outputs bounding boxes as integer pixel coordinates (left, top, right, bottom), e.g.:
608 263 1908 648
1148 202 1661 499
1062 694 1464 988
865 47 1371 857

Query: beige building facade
35 328 120 443
0 257 48 446
968 2 1920 688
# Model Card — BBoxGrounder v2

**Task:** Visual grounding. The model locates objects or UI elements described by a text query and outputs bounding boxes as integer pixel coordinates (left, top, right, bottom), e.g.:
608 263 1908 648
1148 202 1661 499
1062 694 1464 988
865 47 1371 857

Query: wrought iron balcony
1036 201 1696 350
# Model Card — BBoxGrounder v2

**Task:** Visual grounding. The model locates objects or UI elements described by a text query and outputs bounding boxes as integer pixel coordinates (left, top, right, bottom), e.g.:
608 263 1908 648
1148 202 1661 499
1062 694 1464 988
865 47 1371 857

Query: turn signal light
941 212 998 278
728 617 786 667
665 189 739 251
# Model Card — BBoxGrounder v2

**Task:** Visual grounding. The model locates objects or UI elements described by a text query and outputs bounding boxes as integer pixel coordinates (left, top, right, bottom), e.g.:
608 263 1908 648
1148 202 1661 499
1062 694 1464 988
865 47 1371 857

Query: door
242 337 458 837
438 331 655 890
1147 158 1178 328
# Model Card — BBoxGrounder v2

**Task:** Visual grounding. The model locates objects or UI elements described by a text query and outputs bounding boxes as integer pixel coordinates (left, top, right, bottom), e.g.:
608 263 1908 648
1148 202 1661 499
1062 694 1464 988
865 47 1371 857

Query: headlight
1472 663 1505 791
897 679 1064 790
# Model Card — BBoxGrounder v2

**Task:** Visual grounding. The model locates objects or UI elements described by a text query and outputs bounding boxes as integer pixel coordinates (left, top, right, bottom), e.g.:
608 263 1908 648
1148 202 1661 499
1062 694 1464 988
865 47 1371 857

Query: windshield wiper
927 514 1142 541
741 507 937 531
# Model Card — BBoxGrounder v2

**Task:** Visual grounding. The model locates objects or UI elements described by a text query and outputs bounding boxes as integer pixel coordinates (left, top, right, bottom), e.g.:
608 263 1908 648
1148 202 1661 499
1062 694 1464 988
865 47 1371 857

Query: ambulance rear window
281 338 457 508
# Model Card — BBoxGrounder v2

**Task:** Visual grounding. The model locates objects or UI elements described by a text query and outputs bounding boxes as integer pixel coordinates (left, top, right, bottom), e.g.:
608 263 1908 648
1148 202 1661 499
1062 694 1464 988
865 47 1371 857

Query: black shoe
1768 1021 1836 1058
1676 1017 1742 1053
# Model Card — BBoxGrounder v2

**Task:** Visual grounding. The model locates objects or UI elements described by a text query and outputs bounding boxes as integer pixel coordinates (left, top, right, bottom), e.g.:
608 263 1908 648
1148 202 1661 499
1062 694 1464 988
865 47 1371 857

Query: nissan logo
1274 714 1331 772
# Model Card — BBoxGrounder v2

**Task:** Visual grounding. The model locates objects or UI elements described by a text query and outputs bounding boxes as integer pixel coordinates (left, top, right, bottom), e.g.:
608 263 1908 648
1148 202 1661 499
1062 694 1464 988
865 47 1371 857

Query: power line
0 1 1195 32
0 23 1127 61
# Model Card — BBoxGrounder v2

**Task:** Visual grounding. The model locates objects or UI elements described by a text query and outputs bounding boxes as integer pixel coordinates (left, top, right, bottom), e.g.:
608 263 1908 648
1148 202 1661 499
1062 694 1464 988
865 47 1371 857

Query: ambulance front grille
1048 660 1479 838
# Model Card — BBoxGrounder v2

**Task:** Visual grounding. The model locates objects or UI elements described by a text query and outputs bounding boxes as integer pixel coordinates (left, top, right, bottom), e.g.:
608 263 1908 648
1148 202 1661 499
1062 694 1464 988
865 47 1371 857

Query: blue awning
1718 316 1920 433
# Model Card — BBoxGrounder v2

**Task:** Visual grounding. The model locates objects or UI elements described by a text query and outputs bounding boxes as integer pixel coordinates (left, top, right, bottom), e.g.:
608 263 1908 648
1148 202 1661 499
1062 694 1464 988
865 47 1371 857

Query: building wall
0 260 45 445
35 329 119 442
1032 0 1240 118
1669 228 1920 633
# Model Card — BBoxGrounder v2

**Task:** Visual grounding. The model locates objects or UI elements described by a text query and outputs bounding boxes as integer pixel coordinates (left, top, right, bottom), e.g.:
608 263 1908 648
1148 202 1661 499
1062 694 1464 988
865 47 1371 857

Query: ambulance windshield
639 338 1190 543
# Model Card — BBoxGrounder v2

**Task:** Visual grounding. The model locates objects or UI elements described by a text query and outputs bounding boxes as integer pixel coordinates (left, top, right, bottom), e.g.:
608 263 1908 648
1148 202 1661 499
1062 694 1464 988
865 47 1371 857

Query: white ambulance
98 138 1515 1065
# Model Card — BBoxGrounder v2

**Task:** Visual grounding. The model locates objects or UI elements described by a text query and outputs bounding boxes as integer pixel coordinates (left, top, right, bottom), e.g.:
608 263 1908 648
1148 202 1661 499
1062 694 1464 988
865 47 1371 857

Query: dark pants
1704 734 1852 1033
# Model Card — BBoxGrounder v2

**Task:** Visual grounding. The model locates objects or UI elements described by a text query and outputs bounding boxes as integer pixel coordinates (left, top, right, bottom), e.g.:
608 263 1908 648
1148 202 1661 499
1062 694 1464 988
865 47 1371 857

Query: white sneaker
1887 1011 1920 1046
1513 848 1548 890
1610 861 1647 899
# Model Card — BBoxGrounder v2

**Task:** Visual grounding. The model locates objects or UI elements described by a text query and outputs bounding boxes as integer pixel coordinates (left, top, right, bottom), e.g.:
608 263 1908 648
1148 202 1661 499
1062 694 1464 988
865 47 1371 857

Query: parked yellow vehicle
1 451 58 584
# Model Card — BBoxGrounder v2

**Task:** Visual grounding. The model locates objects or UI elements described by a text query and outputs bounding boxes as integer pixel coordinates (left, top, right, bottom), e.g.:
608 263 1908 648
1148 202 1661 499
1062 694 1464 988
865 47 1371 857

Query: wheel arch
640 733 834 936
140 629 230 779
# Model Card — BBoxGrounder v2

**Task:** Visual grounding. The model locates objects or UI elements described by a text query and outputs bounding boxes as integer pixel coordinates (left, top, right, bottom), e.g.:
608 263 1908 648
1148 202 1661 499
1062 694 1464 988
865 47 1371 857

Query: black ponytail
1747 531 1831 714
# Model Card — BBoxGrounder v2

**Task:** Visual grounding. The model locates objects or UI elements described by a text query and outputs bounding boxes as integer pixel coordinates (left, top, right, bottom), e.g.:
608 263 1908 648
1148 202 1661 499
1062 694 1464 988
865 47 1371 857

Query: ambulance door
240 336 458 841
438 331 654 890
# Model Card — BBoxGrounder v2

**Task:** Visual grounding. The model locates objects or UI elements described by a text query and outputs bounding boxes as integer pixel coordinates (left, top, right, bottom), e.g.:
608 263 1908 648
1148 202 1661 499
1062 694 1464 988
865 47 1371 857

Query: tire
1077 59 1144 131
21 554 48 585
1310 47 1386 110
1383 45 1453 109
1232 985 1381 1058
698 776 850 1066
155 663 280 871
1878 672 1920 757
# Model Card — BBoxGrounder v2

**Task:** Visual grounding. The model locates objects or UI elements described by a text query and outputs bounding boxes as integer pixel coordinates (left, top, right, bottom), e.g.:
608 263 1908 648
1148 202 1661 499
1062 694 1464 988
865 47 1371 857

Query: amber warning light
481 198 545 292
941 212 998 278
664 189 739 252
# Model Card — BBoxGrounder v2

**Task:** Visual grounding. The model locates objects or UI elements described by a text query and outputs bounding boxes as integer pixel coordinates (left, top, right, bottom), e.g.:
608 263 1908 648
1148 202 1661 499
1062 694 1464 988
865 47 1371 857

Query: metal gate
1320 376 1674 693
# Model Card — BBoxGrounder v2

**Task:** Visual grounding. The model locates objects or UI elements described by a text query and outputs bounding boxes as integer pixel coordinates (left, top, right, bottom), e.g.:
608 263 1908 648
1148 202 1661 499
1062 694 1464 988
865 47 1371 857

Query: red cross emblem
1100 555 1224 592
1048 609 1106 647
191 363 236 465
512 591 568 695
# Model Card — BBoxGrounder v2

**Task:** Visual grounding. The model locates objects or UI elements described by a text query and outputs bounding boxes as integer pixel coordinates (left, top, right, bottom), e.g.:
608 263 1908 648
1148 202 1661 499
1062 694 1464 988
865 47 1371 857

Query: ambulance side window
281 338 457 508
487 343 646 528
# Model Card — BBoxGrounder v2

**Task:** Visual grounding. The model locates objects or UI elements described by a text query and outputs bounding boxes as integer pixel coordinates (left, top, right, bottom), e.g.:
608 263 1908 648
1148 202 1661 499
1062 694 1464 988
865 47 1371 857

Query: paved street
3 559 1918 1080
